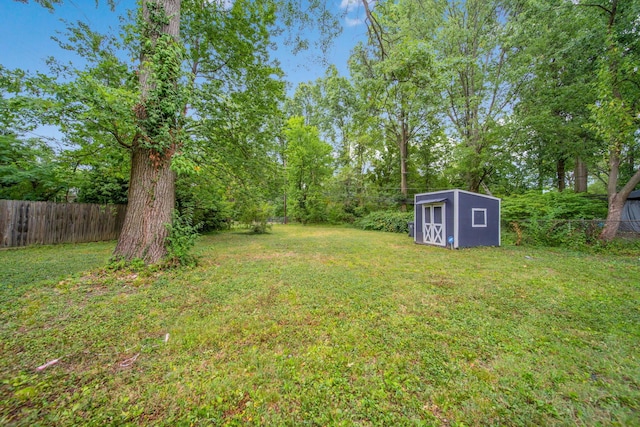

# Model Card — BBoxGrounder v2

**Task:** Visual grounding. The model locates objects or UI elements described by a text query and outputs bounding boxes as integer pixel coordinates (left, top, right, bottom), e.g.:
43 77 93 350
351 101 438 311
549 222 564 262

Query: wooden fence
0 200 127 248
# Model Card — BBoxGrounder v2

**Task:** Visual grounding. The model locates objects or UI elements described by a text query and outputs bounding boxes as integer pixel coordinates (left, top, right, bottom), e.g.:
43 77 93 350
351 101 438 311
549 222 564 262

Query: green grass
1 225 639 426
0 242 114 303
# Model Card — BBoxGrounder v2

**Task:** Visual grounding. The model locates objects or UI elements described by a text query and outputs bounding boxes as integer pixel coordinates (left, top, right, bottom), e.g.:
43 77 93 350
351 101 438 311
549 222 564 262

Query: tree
287 67 378 219
284 116 333 223
507 0 600 193
16 0 341 264
110 0 182 263
504 0 638 238
581 0 640 240
73 147 130 205
435 0 523 192
353 0 441 209
0 135 65 201
1 66 67 201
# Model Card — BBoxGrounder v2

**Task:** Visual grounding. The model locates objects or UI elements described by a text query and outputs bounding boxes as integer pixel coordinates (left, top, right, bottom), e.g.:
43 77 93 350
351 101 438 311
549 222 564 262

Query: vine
134 1 187 164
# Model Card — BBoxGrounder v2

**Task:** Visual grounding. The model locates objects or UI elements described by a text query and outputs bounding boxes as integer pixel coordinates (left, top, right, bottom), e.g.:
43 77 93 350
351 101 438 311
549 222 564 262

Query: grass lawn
1 225 639 426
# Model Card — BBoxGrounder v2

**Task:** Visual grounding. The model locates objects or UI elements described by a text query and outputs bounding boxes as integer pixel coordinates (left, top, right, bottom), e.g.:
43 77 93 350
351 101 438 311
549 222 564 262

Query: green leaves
0 136 65 201
164 208 201 267
284 117 334 223
137 33 187 155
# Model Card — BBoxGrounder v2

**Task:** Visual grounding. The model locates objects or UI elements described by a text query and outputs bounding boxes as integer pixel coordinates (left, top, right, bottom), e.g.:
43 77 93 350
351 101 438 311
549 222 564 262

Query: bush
502 191 607 222
355 210 413 233
239 201 273 234
326 203 356 224
164 209 201 267
502 191 608 248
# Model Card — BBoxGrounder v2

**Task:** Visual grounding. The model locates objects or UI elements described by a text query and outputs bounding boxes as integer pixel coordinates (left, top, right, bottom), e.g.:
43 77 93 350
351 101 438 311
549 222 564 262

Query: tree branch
361 0 386 60
576 3 612 16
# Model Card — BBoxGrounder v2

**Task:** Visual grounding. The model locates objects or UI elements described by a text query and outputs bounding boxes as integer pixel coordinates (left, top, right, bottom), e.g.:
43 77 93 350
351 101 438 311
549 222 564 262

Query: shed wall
414 189 501 248
457 192 500 247
414 191 454 246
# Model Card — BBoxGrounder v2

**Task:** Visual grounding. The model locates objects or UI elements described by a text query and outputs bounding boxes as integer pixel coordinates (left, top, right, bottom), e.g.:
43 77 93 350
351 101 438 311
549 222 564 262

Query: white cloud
340 0 360 12
340 0 366 26
345 16 364 27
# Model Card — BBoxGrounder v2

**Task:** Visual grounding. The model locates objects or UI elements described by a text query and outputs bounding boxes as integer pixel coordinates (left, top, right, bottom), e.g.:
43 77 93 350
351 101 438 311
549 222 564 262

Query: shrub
502 191 608 248
355 210 413 233
239 201 273 234
327 203 356 224
165 209 201 267
502 191 607 222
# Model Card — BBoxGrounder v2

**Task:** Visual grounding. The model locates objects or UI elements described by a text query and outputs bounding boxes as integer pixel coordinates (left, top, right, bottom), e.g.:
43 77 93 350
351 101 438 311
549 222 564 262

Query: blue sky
1 0 368 92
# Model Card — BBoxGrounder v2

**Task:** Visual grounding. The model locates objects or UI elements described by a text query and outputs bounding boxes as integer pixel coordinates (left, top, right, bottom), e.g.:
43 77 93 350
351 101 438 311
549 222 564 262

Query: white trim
422 203 446 246
453 189 459 248
472 208 488 227
414 188 501 202
413 194 417 243
454 188 501 201
498 198 501 246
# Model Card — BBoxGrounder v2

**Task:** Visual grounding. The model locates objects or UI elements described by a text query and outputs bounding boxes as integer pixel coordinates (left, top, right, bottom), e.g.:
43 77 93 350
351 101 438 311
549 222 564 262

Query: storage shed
414 189 501 248
621 190 640 232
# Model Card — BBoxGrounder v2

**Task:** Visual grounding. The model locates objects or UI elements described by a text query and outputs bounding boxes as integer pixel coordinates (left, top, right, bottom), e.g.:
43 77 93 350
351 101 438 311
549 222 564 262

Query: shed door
423 203 445 246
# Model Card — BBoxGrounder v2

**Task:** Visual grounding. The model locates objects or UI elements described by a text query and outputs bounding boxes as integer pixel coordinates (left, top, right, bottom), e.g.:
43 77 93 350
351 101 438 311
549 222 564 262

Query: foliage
13 1 117 12
175 168 233 233
164 209 200 267
348 10 440 207
0 135 65 201
75 171 128 205
1 226 639 425
506 0 600 192
284 116 333 224
1 66 65 201
73 147 131 204
502 191 608 223
8 0 292 263
502 191 609 247
136 8 188 155
386 0 520 192
355 210 413 234
9 0 639 255
105 256 148 274
238 200 273 234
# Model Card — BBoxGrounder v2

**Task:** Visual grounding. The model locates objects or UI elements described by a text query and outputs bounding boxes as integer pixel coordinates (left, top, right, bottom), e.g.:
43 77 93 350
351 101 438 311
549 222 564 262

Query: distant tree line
1 0 638 264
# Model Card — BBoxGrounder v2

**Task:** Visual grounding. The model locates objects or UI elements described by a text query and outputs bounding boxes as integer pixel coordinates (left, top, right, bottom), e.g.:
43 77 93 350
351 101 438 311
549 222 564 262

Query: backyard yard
0 225 638 426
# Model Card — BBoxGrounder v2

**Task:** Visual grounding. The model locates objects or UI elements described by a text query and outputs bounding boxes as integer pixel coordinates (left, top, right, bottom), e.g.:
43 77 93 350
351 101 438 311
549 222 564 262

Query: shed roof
415 198 447 205
414 189 501 202
628 190 640 200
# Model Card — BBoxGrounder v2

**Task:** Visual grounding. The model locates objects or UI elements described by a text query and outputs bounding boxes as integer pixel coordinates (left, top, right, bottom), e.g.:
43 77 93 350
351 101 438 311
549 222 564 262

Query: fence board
0 200 127 248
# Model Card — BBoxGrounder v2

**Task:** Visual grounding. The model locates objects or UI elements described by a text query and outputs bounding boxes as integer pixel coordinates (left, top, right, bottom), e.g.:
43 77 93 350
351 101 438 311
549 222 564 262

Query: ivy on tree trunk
113 0 182 264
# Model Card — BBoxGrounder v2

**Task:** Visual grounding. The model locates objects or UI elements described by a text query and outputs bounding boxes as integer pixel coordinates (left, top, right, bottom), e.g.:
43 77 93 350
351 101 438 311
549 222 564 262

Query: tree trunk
114 146 176 263
467 177 481 194
599 193 625 241
597 0 640 241
599 151 640 241
282 156 287 224
398 110 409 212
574 156 588 193
556 157 566 192
600 176 640 241
113 0 181 264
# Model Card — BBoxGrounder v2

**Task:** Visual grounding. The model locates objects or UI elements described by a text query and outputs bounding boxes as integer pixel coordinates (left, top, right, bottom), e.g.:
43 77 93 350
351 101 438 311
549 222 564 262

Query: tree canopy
3 0 639 258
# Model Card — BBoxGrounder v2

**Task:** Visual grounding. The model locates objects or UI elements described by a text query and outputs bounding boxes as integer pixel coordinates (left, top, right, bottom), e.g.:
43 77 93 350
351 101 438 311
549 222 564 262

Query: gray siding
414 191 454 246
414 189 500 248
457 192 500 247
